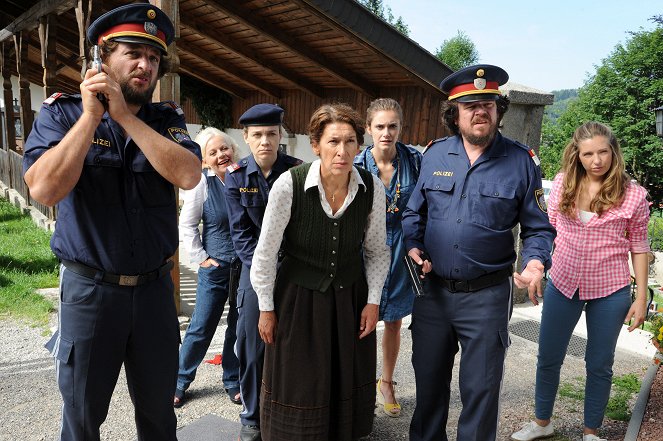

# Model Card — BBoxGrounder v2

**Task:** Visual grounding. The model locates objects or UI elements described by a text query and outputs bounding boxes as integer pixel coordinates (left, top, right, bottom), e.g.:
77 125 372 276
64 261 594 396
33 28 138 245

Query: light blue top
354 141 422 321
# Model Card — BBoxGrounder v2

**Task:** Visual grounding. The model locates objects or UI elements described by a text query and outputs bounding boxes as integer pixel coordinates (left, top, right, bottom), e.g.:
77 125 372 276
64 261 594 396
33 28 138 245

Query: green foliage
358 0 410 36
540 23 663 208
545 89 578 123
650 214 663 251
559 374 640 422
605 373 640 421
0 199 57 325
435 31 479 71
180 75 233 130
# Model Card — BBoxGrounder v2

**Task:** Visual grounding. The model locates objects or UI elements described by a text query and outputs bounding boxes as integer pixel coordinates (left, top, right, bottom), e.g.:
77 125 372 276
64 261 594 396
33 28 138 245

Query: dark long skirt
260 276 376 441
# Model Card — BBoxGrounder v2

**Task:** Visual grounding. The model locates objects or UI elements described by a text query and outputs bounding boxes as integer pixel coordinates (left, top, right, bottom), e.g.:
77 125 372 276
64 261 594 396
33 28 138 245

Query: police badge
534 188 547 213
144 21 158 36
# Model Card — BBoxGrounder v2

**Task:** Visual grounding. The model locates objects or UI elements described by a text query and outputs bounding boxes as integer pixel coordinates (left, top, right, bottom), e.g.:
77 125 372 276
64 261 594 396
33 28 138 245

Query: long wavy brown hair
558 121 630 217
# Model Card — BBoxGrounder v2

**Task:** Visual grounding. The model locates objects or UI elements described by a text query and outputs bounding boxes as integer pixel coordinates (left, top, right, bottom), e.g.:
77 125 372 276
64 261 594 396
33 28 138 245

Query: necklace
386 156 401 213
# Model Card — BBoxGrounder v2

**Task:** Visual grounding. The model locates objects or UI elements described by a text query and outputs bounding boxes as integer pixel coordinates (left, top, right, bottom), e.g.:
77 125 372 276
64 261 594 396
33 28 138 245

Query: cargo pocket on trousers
47 334 75 407
499 329 511 349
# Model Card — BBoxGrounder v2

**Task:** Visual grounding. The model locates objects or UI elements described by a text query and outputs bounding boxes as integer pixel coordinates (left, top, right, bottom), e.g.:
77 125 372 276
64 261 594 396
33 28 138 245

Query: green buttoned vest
278 162 374 292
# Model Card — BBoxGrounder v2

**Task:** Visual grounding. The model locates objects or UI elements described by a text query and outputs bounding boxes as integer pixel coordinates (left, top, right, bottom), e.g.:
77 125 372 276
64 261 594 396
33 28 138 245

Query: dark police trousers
46 266 179 441
409 278 512 441
235 264 264 427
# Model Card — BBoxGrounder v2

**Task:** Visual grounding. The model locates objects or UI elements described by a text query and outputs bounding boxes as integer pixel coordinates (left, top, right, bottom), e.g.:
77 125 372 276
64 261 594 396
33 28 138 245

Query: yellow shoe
376 377 401 418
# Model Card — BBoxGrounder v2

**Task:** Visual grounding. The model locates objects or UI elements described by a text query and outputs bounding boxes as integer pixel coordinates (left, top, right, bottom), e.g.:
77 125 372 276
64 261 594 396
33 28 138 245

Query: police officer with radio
224 104 302 441
22 4 201 440
402 64 555 441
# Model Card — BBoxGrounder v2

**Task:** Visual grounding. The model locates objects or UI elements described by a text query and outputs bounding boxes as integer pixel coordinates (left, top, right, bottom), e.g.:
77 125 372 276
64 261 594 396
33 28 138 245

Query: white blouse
178 169 220 265
250 160 390 311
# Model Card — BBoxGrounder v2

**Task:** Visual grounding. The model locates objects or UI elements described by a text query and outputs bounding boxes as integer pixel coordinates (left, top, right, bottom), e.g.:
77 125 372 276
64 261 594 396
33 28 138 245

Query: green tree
359 0 410 36
435 31 479 71
540 22 663 206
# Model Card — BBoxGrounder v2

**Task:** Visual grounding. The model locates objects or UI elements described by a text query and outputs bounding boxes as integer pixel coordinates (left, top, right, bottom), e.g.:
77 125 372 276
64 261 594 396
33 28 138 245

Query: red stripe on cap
448 81 500 100
98 23 167 50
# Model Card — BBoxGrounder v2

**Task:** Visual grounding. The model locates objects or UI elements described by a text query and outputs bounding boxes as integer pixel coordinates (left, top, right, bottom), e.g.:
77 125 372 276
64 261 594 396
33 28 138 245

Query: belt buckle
119 275 139 286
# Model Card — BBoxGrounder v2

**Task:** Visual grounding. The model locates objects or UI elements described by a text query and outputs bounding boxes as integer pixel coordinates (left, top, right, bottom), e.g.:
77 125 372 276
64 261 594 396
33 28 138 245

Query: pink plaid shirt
548 173 650 300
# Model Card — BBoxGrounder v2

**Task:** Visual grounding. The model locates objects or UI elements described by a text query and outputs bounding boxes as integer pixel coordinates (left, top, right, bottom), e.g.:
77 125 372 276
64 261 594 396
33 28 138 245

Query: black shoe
226 387 242 405
238 424 261 441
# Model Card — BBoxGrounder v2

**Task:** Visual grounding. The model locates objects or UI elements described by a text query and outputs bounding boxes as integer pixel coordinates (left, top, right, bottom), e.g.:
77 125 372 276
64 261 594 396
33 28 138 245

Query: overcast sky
386 0 660 92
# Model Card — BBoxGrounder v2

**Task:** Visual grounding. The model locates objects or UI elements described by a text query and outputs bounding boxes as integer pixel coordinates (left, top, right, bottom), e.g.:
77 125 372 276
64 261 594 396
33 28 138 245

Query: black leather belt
429 267 512 293
61 260 174 286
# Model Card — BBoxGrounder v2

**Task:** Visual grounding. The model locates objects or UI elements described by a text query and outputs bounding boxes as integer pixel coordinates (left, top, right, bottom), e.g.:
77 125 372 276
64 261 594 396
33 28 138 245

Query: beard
460 119 498 147
119 72 157 106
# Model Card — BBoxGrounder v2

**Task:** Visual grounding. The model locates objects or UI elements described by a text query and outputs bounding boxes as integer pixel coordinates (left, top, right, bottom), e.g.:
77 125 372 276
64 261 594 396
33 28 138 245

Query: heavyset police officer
402 64 555 441
22 4 201 440
224 104 302 441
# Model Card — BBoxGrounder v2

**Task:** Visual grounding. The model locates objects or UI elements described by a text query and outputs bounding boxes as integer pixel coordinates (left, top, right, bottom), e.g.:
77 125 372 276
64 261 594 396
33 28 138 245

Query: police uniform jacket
22 94 201 274
402 132 555 280
224 151 301 267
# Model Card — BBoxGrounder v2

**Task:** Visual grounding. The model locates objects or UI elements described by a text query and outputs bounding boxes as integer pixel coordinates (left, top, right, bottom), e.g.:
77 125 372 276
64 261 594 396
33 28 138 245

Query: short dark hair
441 95 510 136
308 103 365 146
90 40 172 78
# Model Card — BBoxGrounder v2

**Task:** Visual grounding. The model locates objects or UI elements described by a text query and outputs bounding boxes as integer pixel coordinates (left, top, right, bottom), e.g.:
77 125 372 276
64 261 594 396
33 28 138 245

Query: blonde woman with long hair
512 121 651 441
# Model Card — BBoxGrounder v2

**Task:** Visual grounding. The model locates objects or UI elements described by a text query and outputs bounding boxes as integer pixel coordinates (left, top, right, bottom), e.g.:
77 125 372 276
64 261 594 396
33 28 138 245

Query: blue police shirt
402 132 555 280
23 94 201 274
224 151 302 267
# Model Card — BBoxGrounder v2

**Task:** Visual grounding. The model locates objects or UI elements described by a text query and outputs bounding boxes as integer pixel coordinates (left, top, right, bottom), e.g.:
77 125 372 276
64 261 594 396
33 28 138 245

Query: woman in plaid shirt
512 122 651 441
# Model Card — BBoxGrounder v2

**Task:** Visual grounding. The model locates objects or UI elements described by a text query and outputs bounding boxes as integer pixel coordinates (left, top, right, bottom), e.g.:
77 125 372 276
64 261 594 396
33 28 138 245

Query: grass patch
0 198 57 326
558 374 640 422
605 373 640 421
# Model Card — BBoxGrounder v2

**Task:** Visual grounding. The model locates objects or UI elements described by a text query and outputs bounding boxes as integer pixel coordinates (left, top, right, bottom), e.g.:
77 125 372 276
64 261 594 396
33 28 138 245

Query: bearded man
22 4 201 440
402 64 555 441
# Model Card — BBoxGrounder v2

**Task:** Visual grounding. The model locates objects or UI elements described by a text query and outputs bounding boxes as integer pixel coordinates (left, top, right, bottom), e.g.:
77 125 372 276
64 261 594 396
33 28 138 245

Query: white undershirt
578 209 595 224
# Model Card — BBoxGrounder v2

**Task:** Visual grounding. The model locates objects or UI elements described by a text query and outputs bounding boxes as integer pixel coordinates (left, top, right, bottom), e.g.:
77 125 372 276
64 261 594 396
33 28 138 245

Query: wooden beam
1 42 17 152
293 0 443 96
207 0 378 97
177 40 281 99
75 0 92 79
180 13 323 98
178 65 247 100
14 31 34 141
39 14 58 98
0 0 78 42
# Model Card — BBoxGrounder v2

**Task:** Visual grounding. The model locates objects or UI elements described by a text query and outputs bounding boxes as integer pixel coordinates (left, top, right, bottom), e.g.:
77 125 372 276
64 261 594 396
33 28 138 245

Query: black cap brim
454 93 500 103
109 36 168 54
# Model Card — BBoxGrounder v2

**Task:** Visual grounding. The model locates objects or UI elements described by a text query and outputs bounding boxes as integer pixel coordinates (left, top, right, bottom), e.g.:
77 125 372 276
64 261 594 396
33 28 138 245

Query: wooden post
39 14 58 98
1 42 17 152
14 31 34 144
153 0 184 315
75 0 93 79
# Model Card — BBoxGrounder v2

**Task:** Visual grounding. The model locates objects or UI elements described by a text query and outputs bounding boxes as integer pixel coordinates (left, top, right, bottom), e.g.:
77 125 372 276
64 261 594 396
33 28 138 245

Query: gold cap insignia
147 9 157 19
476 68 485 77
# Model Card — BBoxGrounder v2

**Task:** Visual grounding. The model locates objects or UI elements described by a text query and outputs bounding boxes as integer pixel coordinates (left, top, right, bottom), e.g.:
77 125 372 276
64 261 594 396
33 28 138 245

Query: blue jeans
535 280 631 429
177 262 240 392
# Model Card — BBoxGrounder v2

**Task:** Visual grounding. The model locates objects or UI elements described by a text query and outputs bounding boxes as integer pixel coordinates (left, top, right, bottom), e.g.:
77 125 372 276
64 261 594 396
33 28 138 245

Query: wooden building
0 0 452 150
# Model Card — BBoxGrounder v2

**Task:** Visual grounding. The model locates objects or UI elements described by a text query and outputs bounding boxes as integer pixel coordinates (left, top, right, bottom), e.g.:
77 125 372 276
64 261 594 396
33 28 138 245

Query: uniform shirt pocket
423 179 454 220
240 192 266 209
82 146 122 206
472 182 518 229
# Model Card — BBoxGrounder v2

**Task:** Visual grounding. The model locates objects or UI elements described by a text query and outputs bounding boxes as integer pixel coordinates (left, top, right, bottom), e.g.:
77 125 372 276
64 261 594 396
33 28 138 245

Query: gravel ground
0 305 653 441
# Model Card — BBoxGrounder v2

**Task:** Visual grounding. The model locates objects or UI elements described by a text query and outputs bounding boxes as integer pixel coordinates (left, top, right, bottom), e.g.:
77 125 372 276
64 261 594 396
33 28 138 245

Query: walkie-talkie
93 45 106 104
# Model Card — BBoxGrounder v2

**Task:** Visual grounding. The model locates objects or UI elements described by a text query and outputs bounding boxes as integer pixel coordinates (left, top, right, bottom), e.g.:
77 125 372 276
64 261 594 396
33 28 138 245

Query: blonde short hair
194 127 239 164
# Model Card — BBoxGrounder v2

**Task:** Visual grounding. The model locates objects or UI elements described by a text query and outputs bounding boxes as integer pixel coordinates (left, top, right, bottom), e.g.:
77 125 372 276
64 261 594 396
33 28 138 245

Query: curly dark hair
89 40 172 78
441 95 510 136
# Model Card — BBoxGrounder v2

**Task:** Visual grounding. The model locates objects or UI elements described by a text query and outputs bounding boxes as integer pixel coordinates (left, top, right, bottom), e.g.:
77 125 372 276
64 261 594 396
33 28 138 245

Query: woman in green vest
249 103 390 441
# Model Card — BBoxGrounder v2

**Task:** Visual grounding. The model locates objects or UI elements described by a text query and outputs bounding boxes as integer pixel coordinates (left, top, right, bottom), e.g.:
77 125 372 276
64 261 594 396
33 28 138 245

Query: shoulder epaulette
513 141 541 166
43 92 73 105
160 101 184 116
227 160 247 174
422 137 447 155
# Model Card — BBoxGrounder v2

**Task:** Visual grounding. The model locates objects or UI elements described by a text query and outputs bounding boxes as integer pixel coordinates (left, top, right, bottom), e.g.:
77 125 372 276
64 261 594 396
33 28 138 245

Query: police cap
87 3 174 54
239 104 284 126
440 64 509 102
